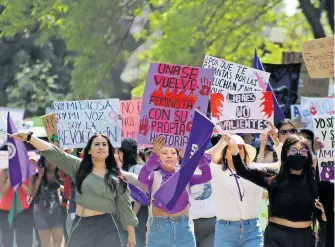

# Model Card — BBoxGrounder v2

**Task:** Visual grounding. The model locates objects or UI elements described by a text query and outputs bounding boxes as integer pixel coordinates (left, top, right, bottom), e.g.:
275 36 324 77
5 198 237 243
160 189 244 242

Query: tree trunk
325 0 334 33
299 0 326 38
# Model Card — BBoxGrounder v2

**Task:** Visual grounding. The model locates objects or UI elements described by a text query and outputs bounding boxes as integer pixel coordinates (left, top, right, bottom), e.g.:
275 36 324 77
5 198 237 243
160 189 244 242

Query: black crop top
232 154 316 222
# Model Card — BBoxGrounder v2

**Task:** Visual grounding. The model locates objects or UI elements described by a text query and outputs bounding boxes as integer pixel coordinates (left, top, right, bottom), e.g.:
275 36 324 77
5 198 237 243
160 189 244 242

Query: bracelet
26 132 33 142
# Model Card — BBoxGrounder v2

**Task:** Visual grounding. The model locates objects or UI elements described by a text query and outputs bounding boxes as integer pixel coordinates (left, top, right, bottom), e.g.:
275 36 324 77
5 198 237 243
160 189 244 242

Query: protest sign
313 115 335 181
290 104 301 120
120 100 142 141
210 91 274 133
282 51 329 98
41 113 59 146
0 150 9 169
301 97 335 130
138 63 213 149
263 63 301 118
202 55 269 93
0 107 24 130
54 99 121 148
302 36 334 78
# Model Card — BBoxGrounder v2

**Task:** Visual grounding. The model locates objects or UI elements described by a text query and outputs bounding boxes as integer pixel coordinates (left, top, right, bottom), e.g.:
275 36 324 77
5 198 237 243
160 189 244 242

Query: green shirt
41 146 138 228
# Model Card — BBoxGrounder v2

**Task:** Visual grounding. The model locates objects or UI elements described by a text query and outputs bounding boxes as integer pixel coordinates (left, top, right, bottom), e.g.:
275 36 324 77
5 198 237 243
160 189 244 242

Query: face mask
286 155 308 171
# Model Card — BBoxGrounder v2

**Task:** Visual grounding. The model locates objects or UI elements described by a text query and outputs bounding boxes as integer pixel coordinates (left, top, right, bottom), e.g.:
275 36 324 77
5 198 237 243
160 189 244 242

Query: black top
232 154 316 222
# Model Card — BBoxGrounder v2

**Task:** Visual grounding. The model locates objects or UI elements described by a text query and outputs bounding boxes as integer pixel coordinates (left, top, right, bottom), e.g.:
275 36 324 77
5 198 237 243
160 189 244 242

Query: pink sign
138 63 214 149
121 100 142 141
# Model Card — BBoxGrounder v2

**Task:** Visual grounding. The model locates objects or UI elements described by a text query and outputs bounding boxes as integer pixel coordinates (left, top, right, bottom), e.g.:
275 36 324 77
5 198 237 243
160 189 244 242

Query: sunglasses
279 129 297 135
287 148 309 157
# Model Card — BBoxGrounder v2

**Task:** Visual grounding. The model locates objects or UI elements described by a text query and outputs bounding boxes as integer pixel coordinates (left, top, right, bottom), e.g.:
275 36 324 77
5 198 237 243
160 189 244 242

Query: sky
284 0 298 16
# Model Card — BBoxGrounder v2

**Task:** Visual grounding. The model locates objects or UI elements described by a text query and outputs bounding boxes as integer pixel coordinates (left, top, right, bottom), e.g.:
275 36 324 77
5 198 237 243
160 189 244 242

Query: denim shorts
147 215 196 247
33 210 63 230
214 218 263 247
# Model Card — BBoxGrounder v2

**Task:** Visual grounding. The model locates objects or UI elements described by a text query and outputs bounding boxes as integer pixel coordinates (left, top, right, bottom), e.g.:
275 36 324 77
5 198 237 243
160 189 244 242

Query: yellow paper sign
302 36 334 79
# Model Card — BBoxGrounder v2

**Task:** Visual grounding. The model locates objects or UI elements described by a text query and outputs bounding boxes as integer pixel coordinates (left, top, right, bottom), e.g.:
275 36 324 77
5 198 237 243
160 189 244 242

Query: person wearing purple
138 136 212 247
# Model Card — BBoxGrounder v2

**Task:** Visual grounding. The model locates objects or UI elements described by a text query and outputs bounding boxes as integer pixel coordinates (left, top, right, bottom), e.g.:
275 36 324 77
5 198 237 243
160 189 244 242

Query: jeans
147 215 196 247
214 218 263 247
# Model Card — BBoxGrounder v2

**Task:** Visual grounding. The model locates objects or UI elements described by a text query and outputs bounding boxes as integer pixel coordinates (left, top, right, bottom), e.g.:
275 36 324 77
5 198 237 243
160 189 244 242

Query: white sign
290 104 301 120
313 115 334 181
54 99 122 148
0 107 24 130
210 91 274 133
202 55 270 93
301 97 335 130
0 150 9 169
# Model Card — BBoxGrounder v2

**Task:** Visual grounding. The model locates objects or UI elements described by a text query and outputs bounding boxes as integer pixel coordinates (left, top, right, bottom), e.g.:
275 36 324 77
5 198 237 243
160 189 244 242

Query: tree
0 0 146 100
298 0 334 38
131 0 284 96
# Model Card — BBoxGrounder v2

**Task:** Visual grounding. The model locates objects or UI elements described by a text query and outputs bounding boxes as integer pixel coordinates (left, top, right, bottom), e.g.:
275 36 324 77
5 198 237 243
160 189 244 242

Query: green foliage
131 0 284 97
6 60 67 116
0 0 143 99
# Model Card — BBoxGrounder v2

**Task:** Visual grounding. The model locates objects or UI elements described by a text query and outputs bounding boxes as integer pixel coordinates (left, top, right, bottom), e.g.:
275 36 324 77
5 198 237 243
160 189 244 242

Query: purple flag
253 48 285 125
7 113 36 190
129 184 149 205
153 110 214 210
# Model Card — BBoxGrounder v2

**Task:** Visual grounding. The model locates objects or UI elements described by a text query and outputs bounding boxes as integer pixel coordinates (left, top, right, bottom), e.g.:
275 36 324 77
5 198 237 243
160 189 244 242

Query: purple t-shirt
138 153 211 214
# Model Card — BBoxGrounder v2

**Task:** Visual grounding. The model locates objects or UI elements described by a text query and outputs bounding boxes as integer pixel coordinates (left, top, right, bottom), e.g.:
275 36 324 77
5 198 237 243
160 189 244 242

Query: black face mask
286 155 308 171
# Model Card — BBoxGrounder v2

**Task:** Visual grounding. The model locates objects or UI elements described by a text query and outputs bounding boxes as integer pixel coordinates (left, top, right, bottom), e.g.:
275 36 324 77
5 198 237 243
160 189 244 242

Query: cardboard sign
203 55 269 93
54 99 121 148
120 100 142 141
282 51 329 98
313 115 335 181
301 97 335 130
302 36 334 78
138 63 213 149
41 113 59 146
210 91 274 133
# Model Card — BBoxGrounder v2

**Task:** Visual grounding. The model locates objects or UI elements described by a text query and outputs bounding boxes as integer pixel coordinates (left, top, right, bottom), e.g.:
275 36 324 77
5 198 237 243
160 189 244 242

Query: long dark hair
269 135 318 227
75 134 127 194
219 145 249 171
120 148 143 171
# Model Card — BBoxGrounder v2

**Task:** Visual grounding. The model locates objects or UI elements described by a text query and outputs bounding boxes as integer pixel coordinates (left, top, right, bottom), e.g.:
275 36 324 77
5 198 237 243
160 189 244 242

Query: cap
120 138 138 152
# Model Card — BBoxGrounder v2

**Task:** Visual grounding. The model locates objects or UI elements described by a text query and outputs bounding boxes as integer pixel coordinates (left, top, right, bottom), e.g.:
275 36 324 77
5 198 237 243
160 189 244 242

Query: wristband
26 132 33 142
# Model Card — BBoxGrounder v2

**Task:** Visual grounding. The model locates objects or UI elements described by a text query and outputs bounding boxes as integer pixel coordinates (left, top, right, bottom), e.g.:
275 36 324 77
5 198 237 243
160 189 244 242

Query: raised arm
138 137 163 187
138 153 160 187
223 134 272 189
11 132 81 180
189 154 212 186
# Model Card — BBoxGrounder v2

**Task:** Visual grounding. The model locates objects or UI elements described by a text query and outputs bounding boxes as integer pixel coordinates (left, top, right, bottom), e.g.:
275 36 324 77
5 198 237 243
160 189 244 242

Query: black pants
264 222 316 247
0 208 34 247
193 217 216 247
67 214 121 247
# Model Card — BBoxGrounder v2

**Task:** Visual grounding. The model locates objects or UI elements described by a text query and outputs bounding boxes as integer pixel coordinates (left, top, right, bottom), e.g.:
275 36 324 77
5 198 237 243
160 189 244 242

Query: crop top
138 153 211 214
232 153 316 222
41 146 138 228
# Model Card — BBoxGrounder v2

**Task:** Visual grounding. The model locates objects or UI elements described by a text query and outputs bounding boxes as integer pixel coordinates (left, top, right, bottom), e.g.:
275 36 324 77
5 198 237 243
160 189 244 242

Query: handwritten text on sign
210 91 274 133
301 97 335 130
121 100 142 141
138 63 213 149
313 115 335 181
202 55 270 93
54 99 121 148
302 36 334 78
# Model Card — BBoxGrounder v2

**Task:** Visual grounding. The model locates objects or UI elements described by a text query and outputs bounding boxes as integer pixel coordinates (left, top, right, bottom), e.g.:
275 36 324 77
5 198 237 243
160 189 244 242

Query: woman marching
138 137 212 247
10 131 138 247
224 132 322 247
206 133 279 247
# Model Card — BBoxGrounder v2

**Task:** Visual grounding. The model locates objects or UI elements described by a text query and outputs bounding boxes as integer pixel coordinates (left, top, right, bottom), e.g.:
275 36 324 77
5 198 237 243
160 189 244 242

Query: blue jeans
214 219 263 247
147 215 196 247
